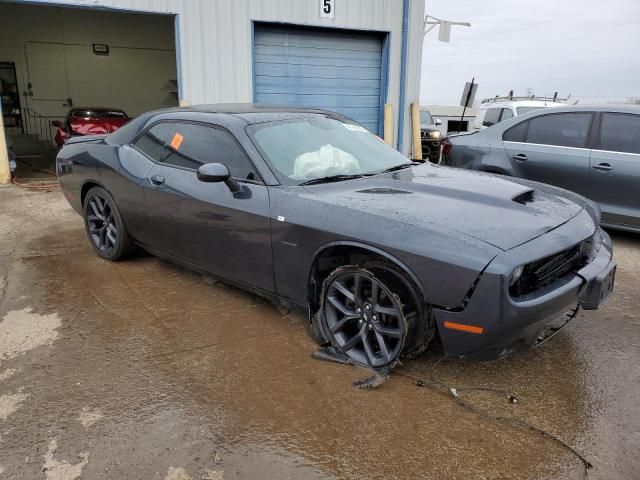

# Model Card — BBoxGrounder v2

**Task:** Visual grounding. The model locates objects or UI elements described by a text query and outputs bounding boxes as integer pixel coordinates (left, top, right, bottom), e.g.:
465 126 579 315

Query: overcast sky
420 0 640 106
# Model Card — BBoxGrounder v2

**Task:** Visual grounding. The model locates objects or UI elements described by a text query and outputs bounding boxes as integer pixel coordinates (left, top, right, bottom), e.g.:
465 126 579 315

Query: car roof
513 104 640 116
147 103 339 116
126 103 349 125
105 103 351 145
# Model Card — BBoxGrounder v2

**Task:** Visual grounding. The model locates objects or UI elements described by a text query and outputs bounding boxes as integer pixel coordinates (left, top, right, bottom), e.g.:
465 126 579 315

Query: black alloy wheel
323 268 407 368
87 195 117 253
83 186 133 261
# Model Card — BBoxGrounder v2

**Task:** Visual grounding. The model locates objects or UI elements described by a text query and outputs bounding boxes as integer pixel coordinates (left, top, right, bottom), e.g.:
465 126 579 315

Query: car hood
301 164 586 251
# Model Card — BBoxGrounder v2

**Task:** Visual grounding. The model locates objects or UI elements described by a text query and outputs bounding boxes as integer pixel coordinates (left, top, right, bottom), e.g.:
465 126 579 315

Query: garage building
0 0 425 181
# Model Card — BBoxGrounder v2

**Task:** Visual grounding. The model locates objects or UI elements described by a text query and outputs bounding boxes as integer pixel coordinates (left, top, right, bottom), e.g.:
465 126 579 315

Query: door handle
592 163 613 172
512 153 528 161
149 174 165 185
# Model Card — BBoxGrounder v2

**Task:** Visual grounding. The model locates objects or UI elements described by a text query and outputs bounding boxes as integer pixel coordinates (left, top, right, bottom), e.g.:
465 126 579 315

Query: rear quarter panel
56 142 100 214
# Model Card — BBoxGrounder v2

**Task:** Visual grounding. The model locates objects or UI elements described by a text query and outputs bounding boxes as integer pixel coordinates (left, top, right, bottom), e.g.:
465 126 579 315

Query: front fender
307 240 429 304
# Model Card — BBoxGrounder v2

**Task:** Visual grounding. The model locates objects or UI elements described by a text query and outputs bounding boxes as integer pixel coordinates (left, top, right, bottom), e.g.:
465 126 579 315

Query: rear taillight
442 138 453 156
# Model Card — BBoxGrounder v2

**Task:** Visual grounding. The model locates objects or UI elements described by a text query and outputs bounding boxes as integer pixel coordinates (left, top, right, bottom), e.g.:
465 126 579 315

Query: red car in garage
52 107 129 147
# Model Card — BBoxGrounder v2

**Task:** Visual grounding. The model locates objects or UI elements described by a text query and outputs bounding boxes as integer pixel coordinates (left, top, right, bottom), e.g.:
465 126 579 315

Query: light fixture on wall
92 44 109 56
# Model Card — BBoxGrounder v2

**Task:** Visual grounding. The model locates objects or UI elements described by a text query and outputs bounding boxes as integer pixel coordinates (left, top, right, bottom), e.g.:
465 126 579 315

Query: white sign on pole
320 0 335 19
460 81 478 108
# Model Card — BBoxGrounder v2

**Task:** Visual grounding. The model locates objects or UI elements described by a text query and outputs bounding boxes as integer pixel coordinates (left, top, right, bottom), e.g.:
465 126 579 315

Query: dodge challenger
56 104 616 370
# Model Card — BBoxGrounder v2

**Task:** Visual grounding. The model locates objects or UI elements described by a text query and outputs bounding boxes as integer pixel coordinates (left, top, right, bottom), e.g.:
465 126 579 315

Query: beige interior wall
0 3 178 121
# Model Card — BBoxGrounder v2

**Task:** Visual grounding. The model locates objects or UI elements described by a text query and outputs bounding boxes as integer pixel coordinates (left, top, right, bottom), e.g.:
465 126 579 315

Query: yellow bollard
411 103 422 161
0 106 11 184
383 104 393 145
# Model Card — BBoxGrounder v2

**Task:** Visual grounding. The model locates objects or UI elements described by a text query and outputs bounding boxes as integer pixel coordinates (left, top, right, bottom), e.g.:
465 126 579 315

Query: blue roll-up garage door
253 24 384 134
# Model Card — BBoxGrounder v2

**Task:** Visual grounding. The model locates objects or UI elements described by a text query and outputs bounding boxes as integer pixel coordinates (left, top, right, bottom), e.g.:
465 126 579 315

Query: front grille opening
510 241 589 297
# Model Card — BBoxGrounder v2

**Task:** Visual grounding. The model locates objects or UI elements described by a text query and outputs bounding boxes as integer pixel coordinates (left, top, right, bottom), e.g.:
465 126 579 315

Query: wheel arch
80 179 109 207
306 241 426 312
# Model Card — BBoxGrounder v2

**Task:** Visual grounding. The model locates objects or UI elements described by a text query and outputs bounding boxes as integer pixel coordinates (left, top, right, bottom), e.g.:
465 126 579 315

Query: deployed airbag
292 144 360 180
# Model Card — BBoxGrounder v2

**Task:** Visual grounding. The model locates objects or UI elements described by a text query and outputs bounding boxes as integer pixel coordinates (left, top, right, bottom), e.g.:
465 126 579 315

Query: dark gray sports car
56 104 616 369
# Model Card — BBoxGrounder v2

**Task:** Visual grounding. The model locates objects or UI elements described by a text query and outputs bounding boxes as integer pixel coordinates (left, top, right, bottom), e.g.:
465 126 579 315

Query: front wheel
320 263 434 368
83 186 133 261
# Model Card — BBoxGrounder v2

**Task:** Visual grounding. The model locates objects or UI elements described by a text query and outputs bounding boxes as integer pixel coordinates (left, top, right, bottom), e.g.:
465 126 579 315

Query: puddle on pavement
1 197 638 479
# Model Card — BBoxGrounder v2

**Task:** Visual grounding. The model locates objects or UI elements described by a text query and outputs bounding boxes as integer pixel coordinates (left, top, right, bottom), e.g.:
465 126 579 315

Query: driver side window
133 122 260 181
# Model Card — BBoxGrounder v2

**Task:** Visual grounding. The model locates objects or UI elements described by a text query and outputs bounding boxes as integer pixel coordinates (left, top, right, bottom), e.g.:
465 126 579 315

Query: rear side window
599 113 640 154
503 121 528 142
525 113 592 148
132 123 174 162
133 122 259 180
482 108 502 127
501 108 514 121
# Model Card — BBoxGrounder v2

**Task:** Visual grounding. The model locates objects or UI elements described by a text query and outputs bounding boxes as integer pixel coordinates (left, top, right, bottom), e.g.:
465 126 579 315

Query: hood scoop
512 189 536 205
357 187 412 195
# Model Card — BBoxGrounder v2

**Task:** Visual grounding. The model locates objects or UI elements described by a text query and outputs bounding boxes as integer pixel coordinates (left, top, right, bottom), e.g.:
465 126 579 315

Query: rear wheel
320 262 435 368
83 186 133 261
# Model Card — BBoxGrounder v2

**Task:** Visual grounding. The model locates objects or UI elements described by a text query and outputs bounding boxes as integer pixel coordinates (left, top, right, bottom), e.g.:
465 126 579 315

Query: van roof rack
481 91 571 104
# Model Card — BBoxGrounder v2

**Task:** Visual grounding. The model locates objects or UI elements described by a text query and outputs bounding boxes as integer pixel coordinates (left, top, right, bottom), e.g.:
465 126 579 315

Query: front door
588 112 640 228
503 112 594 196
137 121 274 292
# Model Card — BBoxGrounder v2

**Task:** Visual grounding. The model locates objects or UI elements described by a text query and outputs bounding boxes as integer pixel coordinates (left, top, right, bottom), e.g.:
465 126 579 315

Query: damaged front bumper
432 218 615 360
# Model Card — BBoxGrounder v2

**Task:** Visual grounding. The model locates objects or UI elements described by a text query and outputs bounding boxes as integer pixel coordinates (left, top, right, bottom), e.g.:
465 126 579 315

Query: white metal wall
10 0 425 154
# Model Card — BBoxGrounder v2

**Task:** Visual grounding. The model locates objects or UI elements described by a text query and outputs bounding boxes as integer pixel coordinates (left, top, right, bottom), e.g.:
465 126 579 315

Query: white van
473 96 566 131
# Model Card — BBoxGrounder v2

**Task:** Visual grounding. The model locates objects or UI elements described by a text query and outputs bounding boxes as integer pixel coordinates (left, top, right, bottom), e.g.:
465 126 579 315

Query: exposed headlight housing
429 130 441 140
509 265 524 286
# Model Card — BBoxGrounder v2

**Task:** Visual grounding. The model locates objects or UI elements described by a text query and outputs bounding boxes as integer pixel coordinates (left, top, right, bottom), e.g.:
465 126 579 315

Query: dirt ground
0 185 638 480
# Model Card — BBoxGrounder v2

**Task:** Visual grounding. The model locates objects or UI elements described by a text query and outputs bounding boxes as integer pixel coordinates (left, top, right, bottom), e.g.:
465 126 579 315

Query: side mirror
435 118 442 126
197 163 241 193
51 120 64 128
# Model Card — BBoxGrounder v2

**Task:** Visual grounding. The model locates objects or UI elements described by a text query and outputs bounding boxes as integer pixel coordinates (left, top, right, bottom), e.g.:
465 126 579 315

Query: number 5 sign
320 0 335 19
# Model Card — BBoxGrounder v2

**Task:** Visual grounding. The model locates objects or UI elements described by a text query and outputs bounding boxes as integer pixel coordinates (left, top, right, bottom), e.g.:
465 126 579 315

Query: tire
83 186 134 261
319 261 435 368
362 261 435 359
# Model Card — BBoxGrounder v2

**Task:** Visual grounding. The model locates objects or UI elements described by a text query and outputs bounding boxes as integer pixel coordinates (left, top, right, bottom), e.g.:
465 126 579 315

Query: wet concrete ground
0 185 638 480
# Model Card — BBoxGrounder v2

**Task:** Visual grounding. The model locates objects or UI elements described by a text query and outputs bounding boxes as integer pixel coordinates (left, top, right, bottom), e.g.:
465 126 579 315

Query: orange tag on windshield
170 132 184 150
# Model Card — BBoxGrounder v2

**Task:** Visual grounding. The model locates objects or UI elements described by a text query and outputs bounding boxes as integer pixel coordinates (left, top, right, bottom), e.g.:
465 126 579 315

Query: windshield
248 117 410 185
420 111 434 125
516 106 545 115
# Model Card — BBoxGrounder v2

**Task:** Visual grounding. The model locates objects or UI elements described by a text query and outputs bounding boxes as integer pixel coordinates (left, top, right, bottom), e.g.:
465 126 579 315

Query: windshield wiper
298 162 418 186
299 174 365 186
375 162 418 175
